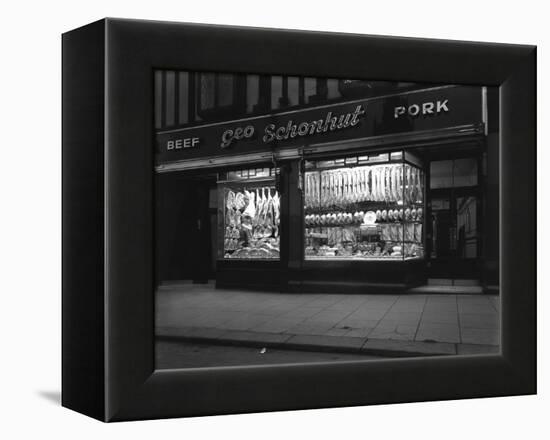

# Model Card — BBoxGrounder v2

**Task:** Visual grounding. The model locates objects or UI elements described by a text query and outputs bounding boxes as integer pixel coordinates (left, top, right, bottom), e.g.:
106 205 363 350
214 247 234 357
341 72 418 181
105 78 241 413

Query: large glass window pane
430 197 452 258
154 70 163 129
220 168 280 260
304 77 317 103
164 71 176 126
453 158 478 187
304 154 424 261
217 74 234 107
246 75 259 113
200 73 216 110
456 196 478 258
271 76 283 110
327 79 340 99
287 76 300 106
177 72 189 124
430 160 453 188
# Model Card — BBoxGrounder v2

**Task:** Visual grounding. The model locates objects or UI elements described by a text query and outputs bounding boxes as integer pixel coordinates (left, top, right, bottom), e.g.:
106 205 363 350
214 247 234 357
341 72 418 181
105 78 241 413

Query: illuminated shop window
304 152 425 261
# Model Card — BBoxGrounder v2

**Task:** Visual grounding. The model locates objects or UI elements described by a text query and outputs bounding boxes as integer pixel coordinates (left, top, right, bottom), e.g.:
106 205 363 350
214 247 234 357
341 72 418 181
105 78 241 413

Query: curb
156 326 499 358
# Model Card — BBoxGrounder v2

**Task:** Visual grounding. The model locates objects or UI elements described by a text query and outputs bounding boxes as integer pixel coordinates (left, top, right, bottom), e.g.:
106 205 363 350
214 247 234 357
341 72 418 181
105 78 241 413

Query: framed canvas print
62 18 536 422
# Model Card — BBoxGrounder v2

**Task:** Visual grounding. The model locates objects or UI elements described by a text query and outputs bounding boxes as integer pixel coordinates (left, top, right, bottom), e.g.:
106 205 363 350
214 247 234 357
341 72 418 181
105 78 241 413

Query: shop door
189 181 216 282
163 178 215 283
428 158 481 281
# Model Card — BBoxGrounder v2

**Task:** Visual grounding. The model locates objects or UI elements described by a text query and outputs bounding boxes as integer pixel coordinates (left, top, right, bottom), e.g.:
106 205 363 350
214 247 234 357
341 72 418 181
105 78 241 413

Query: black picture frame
62 18 536 422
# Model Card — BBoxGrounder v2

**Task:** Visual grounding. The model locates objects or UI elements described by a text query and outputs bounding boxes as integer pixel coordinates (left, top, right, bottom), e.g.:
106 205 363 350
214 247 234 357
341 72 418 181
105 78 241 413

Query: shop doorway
184 180 217 283
155 174 218 285
427 157 481 282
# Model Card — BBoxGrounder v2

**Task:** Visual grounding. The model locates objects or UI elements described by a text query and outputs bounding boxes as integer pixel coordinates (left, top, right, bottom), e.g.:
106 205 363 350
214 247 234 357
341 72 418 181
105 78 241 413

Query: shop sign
166 137 200 150
394 100 449 119
156 85 484 165
220 105 365 149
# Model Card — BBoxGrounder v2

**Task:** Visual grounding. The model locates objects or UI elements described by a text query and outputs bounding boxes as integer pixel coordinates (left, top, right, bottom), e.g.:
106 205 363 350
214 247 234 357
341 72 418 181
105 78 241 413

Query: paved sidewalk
156 283 500 357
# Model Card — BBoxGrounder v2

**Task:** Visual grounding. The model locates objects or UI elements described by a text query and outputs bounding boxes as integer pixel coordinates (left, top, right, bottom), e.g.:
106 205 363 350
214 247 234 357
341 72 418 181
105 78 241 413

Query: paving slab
461 327 500 345
281 307 325 318
251 317 305 333
381 312 423 325
423 302 458 312
458 304 496 315
285 322 335 335
416 323 461 343
307 309 354 322
156 285 501 356
346 309 389 320
459 313 499 329
359 301 397 311
410 285 482 294
218 330 293 345
286 334 366 352
336 318 381 330
421 311 459 324
222 315 272 331
362 339 456 356
456 344 500 355
157 326 226 340
368 324 418 341
345 328 375 338
323 328 353 337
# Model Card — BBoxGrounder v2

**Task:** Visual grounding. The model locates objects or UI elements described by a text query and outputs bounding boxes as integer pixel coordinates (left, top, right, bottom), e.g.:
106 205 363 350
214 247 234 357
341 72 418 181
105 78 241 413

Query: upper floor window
154 69 424 130
197 73 245 119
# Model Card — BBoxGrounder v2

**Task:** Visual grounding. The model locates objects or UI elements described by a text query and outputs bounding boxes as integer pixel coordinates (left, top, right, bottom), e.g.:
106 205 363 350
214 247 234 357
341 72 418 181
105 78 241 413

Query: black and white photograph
154 72 501 369
4 0 543 434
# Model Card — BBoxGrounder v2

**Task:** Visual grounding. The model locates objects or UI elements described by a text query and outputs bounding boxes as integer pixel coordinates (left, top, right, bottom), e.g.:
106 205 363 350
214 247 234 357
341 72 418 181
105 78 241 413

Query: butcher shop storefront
154 72 499 294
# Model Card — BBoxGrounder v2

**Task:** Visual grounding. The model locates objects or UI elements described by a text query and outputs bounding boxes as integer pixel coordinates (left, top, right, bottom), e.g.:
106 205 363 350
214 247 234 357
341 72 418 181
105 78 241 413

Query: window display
219 168 281 259
304 152 424 260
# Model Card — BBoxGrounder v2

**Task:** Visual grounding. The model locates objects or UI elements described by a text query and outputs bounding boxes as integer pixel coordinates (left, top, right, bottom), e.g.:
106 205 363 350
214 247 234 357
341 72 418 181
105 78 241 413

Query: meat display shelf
218 167 281 261
303 149 426 261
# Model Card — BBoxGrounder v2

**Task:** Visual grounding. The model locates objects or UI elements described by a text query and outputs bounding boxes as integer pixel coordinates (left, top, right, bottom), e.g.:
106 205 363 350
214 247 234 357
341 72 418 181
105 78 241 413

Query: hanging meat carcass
407 165 413 205
371 167 377 201
378 166 384 202
358 168 363 202
304 173 310 208
314 172 320 208
321 172 326 208
384 165 392 202
345 170 351 204
225 190 236 227
396 164 403 203
409 166 416 204
243 189 256 219
330 172 336 207
263 189 274 237
234 192 246 210
340 171 345 205
418 169 424 203
272 190 280 237
377 166 384 201
362 167 368 201
329 172 334 207
391 165 396 201
259 187 268 226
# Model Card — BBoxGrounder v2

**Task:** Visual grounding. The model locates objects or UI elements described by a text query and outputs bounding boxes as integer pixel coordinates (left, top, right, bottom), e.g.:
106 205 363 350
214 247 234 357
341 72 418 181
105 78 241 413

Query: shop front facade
154 72 499 294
